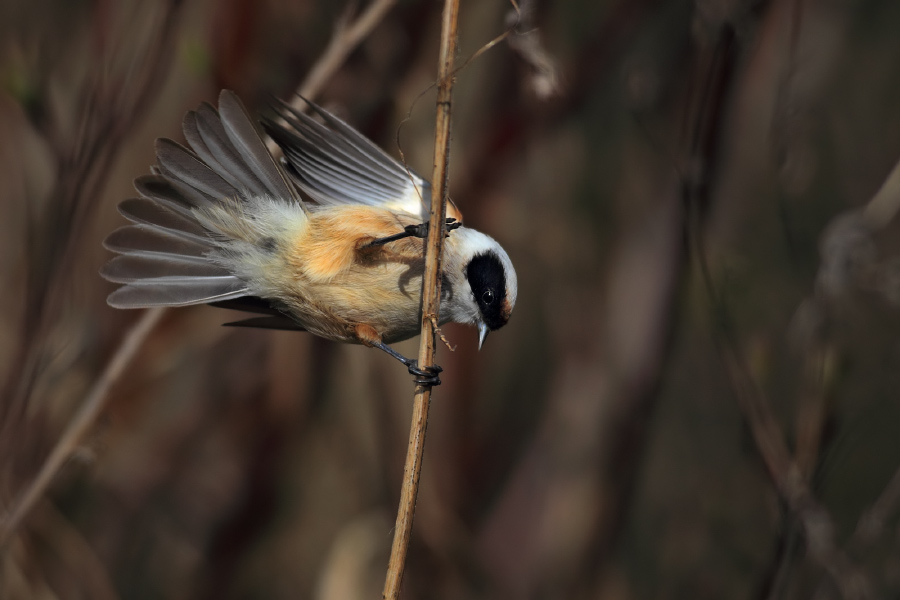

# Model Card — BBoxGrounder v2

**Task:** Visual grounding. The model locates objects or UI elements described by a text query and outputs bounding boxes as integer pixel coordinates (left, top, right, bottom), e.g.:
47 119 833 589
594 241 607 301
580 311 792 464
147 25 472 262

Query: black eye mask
465 252 507 330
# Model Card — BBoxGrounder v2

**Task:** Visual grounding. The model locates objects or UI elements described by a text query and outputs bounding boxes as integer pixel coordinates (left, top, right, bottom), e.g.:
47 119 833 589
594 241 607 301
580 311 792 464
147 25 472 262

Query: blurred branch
0 307 165 549
804 116 900 600
382 0 458 596
267 0 398 157
0 0 185 459
712 338 870 599
454 0 660 221
690 26 872 600
298 0 396 101
504 0 559 99
851 465 900 550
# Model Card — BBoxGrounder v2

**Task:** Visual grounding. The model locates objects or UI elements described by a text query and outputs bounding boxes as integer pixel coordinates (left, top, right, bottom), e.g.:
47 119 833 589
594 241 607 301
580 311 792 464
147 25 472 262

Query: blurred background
3 0 900 598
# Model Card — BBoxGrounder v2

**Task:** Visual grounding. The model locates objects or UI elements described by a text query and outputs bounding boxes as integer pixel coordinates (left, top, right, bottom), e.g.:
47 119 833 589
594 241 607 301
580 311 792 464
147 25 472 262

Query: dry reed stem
0 307 165 549
686 24 870 599
266 0 397 158
382 0 459 597
0 0 397 551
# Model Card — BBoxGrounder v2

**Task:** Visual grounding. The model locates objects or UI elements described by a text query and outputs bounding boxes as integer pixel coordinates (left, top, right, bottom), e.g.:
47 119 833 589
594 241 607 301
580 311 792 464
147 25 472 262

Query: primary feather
263 98 431 220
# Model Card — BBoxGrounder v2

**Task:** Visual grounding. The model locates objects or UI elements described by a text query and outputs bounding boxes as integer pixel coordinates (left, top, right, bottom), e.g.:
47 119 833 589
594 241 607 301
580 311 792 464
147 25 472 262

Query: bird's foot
367 218 460 247
403 218 461 240
406 361 443 387
370 340 443 387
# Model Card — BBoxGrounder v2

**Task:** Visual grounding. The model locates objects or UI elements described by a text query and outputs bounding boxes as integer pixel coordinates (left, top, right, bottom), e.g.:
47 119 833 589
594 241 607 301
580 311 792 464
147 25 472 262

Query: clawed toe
370 340 444 387
407 361 443 387
403 218 461 241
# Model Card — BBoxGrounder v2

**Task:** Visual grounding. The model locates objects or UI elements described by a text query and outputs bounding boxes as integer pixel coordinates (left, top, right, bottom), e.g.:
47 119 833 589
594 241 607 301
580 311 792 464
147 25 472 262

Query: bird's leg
371 341 442 387
366 218 461 248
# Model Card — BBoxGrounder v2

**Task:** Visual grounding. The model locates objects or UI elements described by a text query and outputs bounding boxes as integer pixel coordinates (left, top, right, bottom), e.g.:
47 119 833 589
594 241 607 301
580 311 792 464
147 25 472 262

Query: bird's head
448 228 517 349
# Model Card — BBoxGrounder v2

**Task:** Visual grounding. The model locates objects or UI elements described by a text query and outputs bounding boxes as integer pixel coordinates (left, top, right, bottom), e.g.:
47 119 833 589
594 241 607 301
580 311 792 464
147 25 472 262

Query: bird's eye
482 289 494 305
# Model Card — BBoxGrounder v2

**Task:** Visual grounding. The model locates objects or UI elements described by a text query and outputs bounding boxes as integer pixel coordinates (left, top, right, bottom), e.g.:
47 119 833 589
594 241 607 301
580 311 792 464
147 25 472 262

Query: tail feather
103 90 300 310
217 91 300 202
117 198 208 238
103 225 209 257
184 105 267 196
107 278 249 309
134 174 215 211
101 252 231 284
155 138 241 201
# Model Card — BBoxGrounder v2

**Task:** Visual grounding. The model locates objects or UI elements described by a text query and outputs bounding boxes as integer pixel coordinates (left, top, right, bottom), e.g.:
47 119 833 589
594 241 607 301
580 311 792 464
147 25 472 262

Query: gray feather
182 109 242 191
134 174 216 211
263 97 429 218
274 127 405 202
107 278 248 308
155 138 241 201
103 225 210 257
104 90 312 311
217 90 299 201
268 105 405 192
209 297 282 315
117 198 208 238
191 103 270 196
101 252 230 283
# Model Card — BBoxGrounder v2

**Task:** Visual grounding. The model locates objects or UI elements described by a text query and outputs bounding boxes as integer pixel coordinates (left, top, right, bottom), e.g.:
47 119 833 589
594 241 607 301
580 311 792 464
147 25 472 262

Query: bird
101 90 517 385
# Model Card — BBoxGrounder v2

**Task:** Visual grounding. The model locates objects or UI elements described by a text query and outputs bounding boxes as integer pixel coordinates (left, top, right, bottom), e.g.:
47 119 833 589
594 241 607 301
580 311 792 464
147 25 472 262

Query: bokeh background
3 0 900 598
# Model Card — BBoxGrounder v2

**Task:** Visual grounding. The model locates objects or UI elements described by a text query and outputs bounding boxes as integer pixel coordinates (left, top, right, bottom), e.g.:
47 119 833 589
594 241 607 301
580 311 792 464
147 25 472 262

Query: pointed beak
478 322 490 350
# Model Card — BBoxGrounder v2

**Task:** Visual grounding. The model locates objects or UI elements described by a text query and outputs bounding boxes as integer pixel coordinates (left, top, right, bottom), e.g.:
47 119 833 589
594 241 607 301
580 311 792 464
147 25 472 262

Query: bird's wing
262 98 463 223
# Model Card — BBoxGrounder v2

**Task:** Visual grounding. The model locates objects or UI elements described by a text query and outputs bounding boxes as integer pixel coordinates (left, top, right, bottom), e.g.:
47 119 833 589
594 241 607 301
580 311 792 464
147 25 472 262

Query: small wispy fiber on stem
382 0 459 597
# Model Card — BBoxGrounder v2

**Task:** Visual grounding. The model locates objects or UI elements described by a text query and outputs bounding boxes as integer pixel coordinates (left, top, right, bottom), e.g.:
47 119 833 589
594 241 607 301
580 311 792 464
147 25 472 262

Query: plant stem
382 0 459 596
0 307 166 549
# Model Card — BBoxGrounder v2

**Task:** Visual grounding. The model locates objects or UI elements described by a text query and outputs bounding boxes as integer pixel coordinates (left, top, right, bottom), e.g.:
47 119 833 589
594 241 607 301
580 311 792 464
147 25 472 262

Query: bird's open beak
478 322 490 350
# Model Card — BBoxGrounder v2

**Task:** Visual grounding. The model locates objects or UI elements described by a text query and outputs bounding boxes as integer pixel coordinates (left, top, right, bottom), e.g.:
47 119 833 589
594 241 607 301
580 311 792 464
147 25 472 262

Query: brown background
3 0 900 598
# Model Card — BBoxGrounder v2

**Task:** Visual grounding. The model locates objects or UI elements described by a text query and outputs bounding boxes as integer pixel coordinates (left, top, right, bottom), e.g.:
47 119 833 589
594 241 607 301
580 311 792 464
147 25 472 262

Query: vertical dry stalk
382 0 459 597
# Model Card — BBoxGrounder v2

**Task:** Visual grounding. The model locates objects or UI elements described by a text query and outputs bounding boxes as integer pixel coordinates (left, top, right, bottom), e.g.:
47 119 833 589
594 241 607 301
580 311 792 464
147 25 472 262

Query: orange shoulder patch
289 206 417 282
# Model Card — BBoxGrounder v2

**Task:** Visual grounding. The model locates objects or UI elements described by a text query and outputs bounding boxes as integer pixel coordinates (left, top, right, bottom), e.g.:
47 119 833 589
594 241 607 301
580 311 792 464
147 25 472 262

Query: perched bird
101 90 517 385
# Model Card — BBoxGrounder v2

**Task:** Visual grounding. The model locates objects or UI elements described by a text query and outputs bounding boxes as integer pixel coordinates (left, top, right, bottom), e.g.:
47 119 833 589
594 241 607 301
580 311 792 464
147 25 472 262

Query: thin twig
267 0 398 157
297 0 397 101
382 0 459 597
685 23 871 600
0 307 165 549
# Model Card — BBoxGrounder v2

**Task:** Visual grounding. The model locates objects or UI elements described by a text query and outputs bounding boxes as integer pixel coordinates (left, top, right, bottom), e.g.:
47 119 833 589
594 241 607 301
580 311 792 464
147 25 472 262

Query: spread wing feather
263 98 433 220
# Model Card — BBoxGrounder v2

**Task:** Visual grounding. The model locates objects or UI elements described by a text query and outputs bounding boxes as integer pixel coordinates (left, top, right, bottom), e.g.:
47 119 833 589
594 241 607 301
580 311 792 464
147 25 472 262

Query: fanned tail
102 90 303 309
